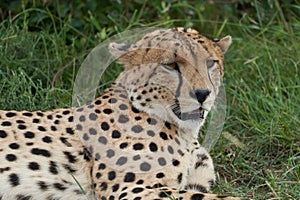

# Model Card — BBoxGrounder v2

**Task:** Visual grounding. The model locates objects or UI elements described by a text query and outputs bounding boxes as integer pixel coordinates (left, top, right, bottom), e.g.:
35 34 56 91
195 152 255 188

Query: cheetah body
0 28 238 200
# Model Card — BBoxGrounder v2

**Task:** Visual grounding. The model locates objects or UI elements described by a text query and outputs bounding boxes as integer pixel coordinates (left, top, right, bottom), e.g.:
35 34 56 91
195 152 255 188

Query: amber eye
162 62 180 72
166 62 177 68
206 59 217 69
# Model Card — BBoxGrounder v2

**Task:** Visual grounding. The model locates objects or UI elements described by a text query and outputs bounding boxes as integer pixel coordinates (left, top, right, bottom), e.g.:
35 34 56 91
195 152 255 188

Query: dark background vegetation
0 1 299 199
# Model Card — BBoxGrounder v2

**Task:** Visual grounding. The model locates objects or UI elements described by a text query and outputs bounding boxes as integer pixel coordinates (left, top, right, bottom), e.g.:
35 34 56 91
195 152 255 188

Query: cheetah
0 27 239 200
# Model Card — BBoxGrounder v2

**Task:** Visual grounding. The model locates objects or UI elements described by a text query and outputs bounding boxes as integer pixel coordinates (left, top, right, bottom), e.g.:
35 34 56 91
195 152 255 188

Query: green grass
1 1 299 199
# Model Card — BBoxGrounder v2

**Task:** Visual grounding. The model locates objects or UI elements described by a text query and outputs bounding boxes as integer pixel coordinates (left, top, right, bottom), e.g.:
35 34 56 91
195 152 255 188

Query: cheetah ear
216 35 232 53
109 42 134 68
109 42 131 58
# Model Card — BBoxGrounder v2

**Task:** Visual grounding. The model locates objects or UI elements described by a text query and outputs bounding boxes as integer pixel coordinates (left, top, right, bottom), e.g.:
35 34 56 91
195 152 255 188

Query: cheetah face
109 28 231 133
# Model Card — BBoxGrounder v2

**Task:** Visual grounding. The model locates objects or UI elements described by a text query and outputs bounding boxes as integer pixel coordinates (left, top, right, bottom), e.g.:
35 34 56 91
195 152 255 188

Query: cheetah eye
162 62 180 72
206 59 218 69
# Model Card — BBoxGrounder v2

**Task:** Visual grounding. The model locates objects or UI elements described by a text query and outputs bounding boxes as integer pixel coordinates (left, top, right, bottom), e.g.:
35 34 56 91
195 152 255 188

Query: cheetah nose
194 89 211 104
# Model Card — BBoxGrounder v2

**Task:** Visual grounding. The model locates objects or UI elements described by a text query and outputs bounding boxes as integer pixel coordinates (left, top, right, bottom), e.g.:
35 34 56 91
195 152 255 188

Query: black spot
79 115 86 122
140 162 151 171
98 163 106 170
63 151 77 163
135 116 142 121
136 179 144 184
62 110 70 115
133 155 141 160
119 142 128 149
132 187 144 193
124 172 135 182
172 159 180 166
131 106 140 113
111 130 121 138
149 142 158 152
31 148 51 157
54 120 60 124
131 125 143 133
68 116 74 122
88 104 95 109
32 118 40 123
47 115 53 120
133 143 144 150
6 154 17 161
76 107 84 112
42 136 52 143
16 120 25 123
6 112 16 117
53 183 67 190
108 171 116 181
164 121 172 129
87 128 97 135
50 126 57 131
96 172 102 179
191 193 204 200
89 113 97 121
60 137 72 147
9 143 20 149
36 112 44 117
82 133 89 141
116 157 127 165
23 112 33 117
76 124 83 131
95 100 102 105
118 115 129 123
98 136 108 144
1 121 12 126
119 104 128 110
156 172 165 178
167 146 174 154
0 130 7 138
147 130 155 137
159 132 168 140
159 191 172 198
28 162 40 170
177 173 183 183
101 122 110 131
108 98 117 104
158 157 167 166
103 108 113 114
97 182 107 192
38 126 46 132
119 192 127 199
112 184 119 192
49 161 58 174
18 124 26 130
147 118 157 125
9 173 20 186
66 127 74 135
63 164 77 173
95 109 101 114
0 167 10 173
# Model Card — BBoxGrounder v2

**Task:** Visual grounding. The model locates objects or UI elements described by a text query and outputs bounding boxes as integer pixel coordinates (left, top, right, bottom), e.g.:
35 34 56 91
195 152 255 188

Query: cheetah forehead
109 27 231 68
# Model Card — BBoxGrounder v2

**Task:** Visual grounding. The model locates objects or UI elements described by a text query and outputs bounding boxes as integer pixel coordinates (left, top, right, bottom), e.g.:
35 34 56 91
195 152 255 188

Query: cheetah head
109 28 231 134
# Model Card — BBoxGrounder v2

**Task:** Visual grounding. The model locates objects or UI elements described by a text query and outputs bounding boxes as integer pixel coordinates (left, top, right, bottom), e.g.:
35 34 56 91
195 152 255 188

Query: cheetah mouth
172 106 206 121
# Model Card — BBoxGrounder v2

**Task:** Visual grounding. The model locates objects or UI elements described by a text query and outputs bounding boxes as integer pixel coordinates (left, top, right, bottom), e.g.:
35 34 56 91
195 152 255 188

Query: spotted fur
0 28 239 199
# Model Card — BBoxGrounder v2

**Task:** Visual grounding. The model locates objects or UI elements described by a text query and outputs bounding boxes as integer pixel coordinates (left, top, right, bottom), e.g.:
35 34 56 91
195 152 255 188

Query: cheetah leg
115 186 240 200
186 146 216 192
